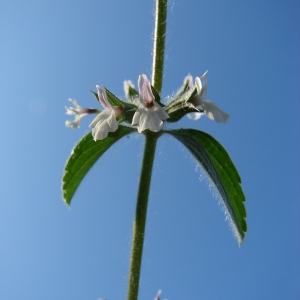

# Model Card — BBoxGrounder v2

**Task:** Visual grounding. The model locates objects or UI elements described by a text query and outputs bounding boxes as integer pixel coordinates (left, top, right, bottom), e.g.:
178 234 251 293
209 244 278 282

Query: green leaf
104 86 137 111
90 90 100 102
127 85 139 100
62 125 136 205
150 84 164 107
166 129 246 244
104 87 126 109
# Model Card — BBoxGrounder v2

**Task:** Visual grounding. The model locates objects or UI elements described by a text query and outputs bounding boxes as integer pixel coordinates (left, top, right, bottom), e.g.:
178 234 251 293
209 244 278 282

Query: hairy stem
127 133 158 300
152 0 168 93
127 1 167 299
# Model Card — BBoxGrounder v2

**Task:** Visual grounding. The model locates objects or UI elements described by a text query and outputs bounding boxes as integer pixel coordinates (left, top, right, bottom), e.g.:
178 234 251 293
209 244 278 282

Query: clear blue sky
0 0 299 299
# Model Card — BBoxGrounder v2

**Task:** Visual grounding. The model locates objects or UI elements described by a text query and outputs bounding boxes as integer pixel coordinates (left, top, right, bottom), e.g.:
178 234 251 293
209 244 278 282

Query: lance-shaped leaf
103 87 137 111
62 125 136 205
150 84 164 107
166 129 246 244
126 85 139 102
90 89 100 102
103 87 126 109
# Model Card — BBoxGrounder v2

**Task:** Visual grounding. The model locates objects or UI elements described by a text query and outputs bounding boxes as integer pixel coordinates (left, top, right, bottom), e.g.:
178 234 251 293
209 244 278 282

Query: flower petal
195 76 203 95
65 115 82 129
65 99 84 115
96 85 110 109
89 109 118 140
187 112 202 120
131 107 143 127
146 111 163 132
68 98 81 109
92 121 110 140
137 110 163 133
138 74 155 106
132 103 166 133
201 99 229 123
65 99 92 129
153 101 169 120
200 71 208 97
107 110 118 131
136 113 148 133
195 72 208 98
89 110 111 128
65 106 76 115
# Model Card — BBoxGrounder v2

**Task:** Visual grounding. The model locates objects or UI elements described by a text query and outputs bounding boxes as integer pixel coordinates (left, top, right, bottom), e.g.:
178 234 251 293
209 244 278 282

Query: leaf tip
62 187 71 207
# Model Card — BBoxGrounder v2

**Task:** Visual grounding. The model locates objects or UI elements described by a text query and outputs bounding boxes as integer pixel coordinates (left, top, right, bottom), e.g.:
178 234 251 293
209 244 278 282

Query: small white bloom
188 71 229 123
89 86 120 141
123 79 140 106
65 99 88 129
132 74 169 133
89 109 118 140
123 80 135 95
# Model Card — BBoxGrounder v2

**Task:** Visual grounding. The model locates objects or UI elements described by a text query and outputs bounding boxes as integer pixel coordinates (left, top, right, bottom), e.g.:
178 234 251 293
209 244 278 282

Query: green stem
127 1 167 299
152 0 168 93
127 133 158 300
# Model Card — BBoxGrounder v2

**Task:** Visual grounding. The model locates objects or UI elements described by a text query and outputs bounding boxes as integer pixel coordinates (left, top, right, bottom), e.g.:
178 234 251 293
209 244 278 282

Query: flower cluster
65 72 229 140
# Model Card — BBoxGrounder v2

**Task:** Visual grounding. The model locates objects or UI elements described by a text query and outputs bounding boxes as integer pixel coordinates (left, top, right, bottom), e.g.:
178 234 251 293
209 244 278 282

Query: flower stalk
127 1 168 299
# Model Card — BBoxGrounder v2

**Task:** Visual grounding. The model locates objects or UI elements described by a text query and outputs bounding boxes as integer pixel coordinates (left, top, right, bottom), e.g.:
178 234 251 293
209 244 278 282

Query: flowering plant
62 1 246 299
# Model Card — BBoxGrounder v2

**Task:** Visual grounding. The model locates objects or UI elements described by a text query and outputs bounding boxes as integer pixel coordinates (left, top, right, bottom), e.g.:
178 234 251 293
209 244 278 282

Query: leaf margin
165 128 246 244
62 125 137 206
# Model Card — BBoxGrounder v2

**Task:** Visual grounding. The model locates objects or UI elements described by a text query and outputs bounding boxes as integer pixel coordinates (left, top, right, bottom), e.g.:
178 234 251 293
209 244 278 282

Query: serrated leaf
166 129 246 244
62 125 136 205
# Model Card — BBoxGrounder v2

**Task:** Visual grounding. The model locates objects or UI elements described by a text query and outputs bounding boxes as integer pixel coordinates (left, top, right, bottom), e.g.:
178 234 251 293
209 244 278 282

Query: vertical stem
127 1 167 299
152 0 168 93
127 133 158 300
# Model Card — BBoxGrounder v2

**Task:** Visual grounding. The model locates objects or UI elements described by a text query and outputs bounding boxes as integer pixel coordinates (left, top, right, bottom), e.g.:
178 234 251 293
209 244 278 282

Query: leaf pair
62 126 246 243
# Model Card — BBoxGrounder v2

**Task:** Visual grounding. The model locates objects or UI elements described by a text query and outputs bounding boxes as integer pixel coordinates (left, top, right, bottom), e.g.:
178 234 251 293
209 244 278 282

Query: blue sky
0 0 299 299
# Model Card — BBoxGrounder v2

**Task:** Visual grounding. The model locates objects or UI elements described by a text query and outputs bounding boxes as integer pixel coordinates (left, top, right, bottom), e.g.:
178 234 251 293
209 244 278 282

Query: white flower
89 86 120 141
65 99 88 129
132 74 169 133
124 79 140 106
188 71 229 123
123 80 135 95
